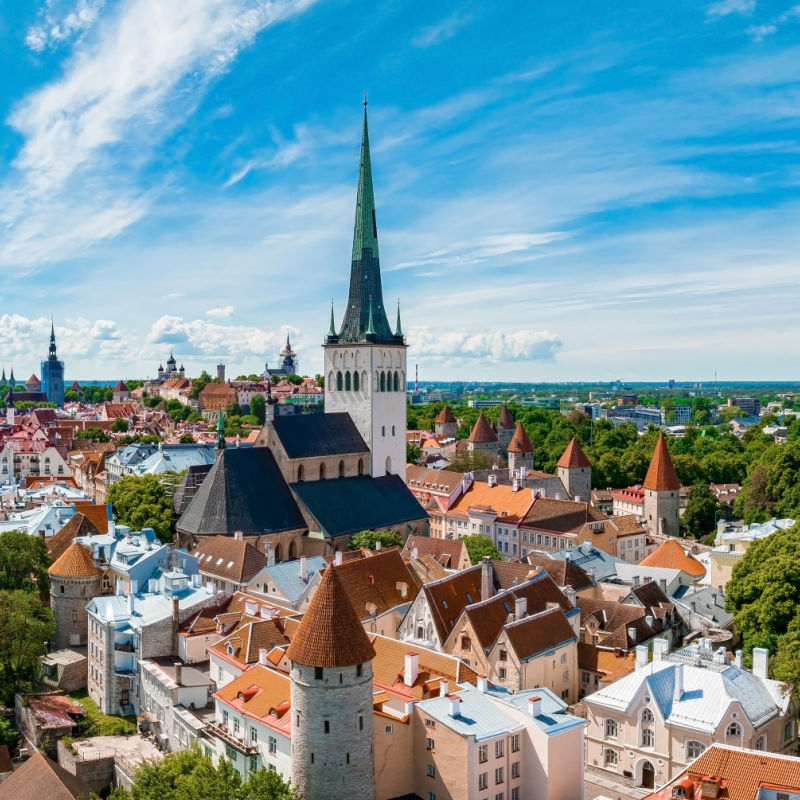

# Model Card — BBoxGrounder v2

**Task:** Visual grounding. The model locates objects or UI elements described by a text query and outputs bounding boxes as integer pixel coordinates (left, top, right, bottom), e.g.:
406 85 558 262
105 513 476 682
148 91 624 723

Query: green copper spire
216 409 226 450
328 300 337 339
395 300 403 337
337 99 395 343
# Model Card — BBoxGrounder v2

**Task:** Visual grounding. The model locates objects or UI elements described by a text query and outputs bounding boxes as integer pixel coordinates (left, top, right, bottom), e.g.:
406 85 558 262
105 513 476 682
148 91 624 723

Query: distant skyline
1 1 799 381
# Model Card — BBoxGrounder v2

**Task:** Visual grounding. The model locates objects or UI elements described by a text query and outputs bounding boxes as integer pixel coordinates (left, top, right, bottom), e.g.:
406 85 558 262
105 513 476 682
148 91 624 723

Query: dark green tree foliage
349 529 404 550
106 745 300 800
107 474 176 543
681 485 718 539
190 370 213 400
0 529 51 601
462 534 502 565
406 442 422 465
74 427 110 442
112 418 130 433
250 394 266 424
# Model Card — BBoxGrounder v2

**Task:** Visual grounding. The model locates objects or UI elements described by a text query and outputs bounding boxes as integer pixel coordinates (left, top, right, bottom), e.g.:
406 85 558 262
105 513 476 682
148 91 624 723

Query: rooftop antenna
415 364 418 393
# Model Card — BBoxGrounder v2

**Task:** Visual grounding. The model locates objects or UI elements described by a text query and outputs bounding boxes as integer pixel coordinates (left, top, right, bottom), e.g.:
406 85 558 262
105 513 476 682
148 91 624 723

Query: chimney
404 653 419 687
411 546 419 560
574 495 581 503
714 647 726 665
635 645 649 669
172 595 180 652
673 662 684 702
734 650 743 668
528 695 541 717
127 591 134 615
375 540 382 551
645 614 653 628
439 679 448 698
512 479 519 492
266 544 275 567
752 647 769 680
38 529 45 541
515 596 527 621
234 530 243 541
259 648 269 666
653 638 669 661
477 675 488 693
334 551 343 566
659 578 667 592
627 626 636 644
632 575 640 588
300 557 308 582
565 585 576 606
448 695 461 718
481 556 493 600
174 662 182 686
488 474 497 488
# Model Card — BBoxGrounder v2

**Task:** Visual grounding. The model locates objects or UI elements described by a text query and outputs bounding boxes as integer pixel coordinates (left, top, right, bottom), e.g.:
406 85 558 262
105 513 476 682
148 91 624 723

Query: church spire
216 409 226 450
327 300 337 340
395 300 403 338
337 99 396 343
49 318 57 359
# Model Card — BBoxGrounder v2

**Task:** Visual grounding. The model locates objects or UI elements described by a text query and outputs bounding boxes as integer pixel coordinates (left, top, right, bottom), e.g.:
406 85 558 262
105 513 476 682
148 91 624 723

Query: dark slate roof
173 463 213 515
271 412 369 459
177 447 306 537
291 474 426 538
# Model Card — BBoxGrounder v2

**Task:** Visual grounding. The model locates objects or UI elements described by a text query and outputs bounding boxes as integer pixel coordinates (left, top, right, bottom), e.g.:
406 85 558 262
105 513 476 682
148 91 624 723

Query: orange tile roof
435 405 456 424
557 437 591 469
507 422 533 454
639 538 705 577
285 564 376 668
642 434 680 491
404 535 468 569
70 501 110 533
449 480 534 521
48 542 100 578
214 664 292 727
497 405 515 430
468 413 498 444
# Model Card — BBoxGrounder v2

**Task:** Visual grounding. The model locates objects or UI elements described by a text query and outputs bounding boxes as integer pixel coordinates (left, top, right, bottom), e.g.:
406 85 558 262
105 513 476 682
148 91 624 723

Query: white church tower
323 100 407 480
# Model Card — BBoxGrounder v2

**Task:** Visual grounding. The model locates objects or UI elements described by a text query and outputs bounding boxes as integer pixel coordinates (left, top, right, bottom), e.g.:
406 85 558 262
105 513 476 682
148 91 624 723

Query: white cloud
747 23 777 39
706 0 756 17
412 12 473 48
206 305 235 319
408 328 563 363
2 0 318 268
25 0 106 52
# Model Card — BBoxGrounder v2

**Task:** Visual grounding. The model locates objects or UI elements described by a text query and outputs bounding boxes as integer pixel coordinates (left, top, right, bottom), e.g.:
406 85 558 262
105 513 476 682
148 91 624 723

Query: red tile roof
507 422 533 454
497 405 515 430
48 542 100 578
0 749 94 800
468 413 498 444
435 405 456 424
642 434 680 491
639 538 705 577
557 437 591 469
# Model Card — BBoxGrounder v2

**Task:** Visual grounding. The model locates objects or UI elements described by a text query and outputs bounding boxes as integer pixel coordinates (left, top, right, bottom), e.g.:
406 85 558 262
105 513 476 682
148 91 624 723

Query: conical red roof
48 542 100 578
643 434 680 491
114 380 129 391
508 422 533 453
498 405 515 430
468 413 498 444
286 564 375 668
557 437 591 469
435 404 456 424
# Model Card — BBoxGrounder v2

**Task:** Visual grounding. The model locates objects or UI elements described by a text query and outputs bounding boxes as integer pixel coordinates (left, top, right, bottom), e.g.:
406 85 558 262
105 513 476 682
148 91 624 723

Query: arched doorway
288 541 296 560
274 544 282 563
639 760 655 790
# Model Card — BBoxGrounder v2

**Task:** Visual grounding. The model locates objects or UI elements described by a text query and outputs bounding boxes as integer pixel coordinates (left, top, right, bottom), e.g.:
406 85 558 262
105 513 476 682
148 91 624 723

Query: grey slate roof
177 448 305 537
291 474 426 538
271 412 369 459
173 464 213 514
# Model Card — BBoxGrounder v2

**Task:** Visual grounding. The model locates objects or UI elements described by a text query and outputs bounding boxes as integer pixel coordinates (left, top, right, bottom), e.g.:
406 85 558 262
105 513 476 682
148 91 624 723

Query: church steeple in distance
49 318 57 359
335 98 399 344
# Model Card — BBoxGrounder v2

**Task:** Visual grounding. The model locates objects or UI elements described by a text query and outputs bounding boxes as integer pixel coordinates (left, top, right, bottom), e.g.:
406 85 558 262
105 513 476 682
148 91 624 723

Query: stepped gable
642 433 680 491
286 563 376 668
48 541 100 578
435 404 456 424
497 405 515 430
507 422 534 454
557 437 591 469
468 413 498 444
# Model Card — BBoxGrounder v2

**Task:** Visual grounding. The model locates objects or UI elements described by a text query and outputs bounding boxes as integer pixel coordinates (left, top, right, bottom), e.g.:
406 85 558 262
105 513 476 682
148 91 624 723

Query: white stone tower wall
290 661 375 800
558 466 592 502
434 420 457 439
50 574 101 650
509 450 534 475
323 344 407 480
644 488 680 536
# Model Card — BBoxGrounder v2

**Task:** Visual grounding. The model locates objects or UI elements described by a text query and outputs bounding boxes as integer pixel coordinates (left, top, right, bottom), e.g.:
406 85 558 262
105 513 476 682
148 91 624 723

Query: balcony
208 723 258 755
114 641 136 653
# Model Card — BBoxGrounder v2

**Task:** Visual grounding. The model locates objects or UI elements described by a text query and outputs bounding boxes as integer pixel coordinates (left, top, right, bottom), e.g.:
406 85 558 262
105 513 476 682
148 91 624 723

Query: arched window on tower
394 371 399 392
338 460 345 478
380 372 386 392
385 456 392 474
345 371 351 391
353 371 359 391
358 458 364 475
329 371 335 390
336 372 343 391
319 463 326 480
297 464 304 482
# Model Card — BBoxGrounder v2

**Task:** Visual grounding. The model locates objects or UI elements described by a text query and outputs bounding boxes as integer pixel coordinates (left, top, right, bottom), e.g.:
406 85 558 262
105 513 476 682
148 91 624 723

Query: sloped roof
214 664 292 723
497 405 515 430
271 412 368 459
212 618 291 665
507 422 533 454
422 565 484 643
0 749 94 800
113 380 129 391
640 538 705 577
404 535 468 568
48 542 100 578
448 480 534 522
557 437 591 469
290 474 425 538
178 447 306 537
468 413 498 444
642 434 681 491
286 564 376 668
505 606 577 661
194 536 267 584
70 501 110 534
521 496 607 533
435 405 456 424
518 552 593 591
46 513 100 561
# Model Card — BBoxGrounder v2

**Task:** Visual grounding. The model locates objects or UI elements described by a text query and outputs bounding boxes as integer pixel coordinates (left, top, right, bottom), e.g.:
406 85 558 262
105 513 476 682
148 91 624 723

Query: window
385 724 393 734
297 464 304 482
336 372 343 391
428 794 436 800
426 737 435 750
345 371 351 391
754 734 766 751
339 460 345 478
359 715 364 730
511 761 520 779
785 720 795 743
686 741 704 760
725 722 742 739
356 663 363 677
495 766 504 784
319 463 326 479
479 773 488 790
499 650 507 662
478 744 488 763
496 794 505 800
353 371 360 391
268 736 276 753
427 764 436 777
511 734 520 752
495 740 504 758
315 666 323 680
249 755 258 772
425 718 436 728
499 668 507 679
604 719 618 740
641 728 654 748
225 744 237 761
511 789 520 800
250 727 258 744
604 748 618 768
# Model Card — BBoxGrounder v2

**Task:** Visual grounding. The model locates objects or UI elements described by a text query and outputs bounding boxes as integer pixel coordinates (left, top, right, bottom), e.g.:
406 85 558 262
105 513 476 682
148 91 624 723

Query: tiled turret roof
508 422 533 454
557 437 591 469
468 413 498 444
642 434 680 491
48 542 100 578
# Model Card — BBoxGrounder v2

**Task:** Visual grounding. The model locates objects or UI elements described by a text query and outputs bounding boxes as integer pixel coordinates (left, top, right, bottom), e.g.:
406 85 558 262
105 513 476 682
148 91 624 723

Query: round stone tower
286 563 376 800
642 433 681 536
508 421 534 475
434 404 457 440
48 542 102 650
496 404 515 452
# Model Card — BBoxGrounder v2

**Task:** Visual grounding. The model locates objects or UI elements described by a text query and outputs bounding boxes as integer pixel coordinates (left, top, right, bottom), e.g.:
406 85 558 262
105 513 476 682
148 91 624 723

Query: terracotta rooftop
521 496 608 533
286 564 376 668
639 538 705 577
48 542 100 579
212 618 291 665
70 501 110 534
404 535 469 569
194 535 267 584
214 664 292 731
449 480 534 522
0 749 94 800
497 405 515 430
46 513 100 561
422 565 485 643
642 434 681 492
557 437 591 469
113 380 129 391
507 422 534 454
504 606 577 661
518 552 593 591
468 413 498 444
435 404 456 424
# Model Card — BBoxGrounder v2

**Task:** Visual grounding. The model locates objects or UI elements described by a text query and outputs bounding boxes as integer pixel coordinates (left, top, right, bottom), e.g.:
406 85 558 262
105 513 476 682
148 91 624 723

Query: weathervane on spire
363 90 368 107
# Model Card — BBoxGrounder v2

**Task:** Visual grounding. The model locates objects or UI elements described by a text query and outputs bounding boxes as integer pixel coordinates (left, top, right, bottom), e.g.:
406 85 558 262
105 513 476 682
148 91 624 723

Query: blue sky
0 0 799 381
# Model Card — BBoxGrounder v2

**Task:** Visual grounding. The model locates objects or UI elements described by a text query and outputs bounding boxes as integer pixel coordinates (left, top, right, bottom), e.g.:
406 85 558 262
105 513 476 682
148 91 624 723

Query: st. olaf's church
175 103 426 557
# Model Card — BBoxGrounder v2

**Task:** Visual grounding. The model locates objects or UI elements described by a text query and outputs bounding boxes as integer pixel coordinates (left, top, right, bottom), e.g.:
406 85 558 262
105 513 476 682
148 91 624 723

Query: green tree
718 405 746 423
106 474 176 543
190 370 213 400
250 394 266 424
406 442 422 465
462 534 502 565
681 485 717 539
445 449 493 472
0 529 51 601
74 427 110 442
348 529 404 550
0 717 17 746
111 418 129 433
283 374 304 385
179 433 195 444
226 401 242 418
